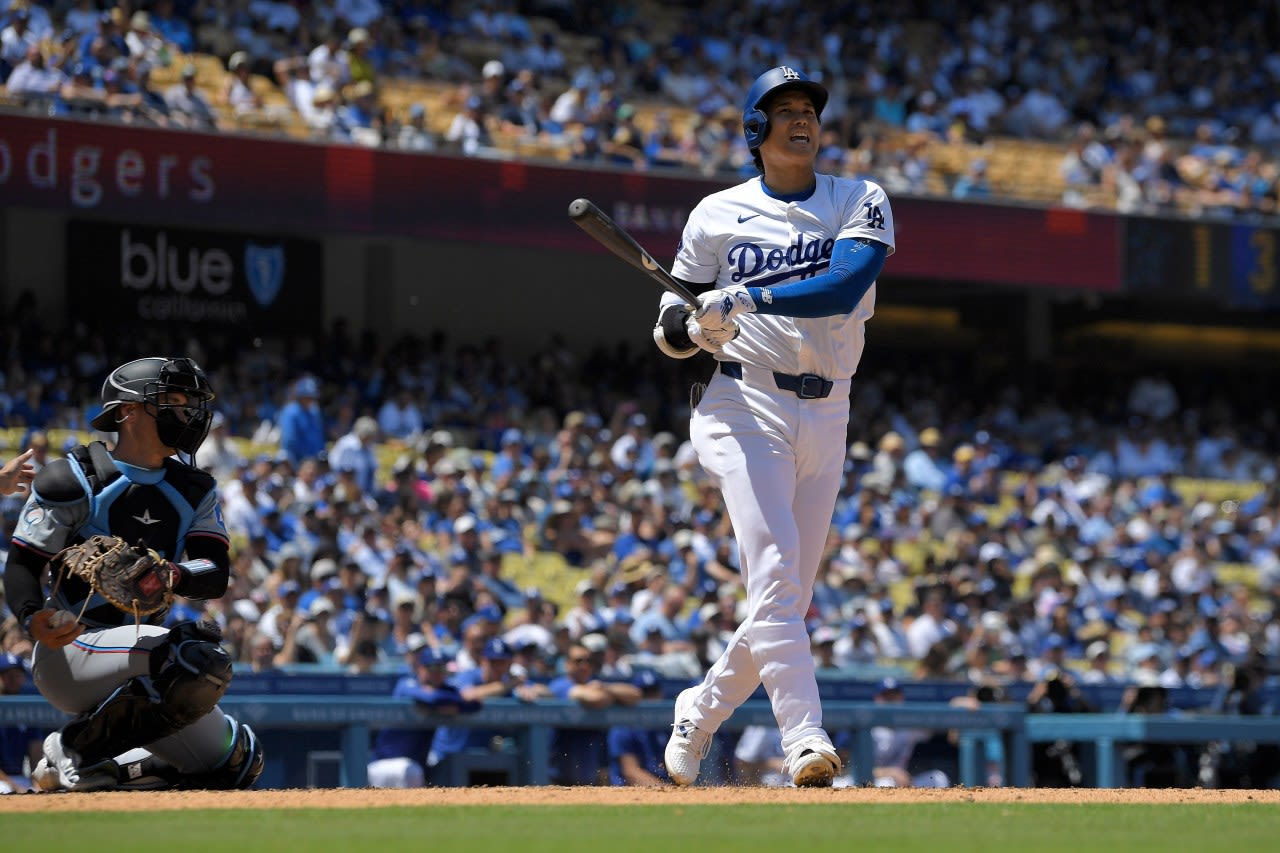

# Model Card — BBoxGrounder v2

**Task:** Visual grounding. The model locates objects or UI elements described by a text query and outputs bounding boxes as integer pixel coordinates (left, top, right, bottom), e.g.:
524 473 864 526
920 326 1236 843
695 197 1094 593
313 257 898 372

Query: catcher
3 357 263 791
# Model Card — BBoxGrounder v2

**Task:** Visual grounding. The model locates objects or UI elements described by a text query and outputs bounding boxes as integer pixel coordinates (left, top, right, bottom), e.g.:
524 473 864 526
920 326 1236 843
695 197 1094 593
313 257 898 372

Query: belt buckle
796 374 826 399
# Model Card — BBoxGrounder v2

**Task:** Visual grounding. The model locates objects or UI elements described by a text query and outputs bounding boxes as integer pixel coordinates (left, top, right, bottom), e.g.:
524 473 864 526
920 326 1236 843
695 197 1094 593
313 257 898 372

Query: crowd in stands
2 1 1279 216
0 313 1277 783
0 314 1275 689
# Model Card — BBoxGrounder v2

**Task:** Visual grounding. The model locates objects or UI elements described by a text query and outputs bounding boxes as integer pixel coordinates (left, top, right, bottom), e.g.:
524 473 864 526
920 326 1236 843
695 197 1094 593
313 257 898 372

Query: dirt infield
2 786 1277 812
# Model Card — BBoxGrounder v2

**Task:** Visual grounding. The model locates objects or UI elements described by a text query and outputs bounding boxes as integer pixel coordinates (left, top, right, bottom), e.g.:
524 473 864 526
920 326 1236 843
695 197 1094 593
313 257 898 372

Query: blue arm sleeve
746 238 888 318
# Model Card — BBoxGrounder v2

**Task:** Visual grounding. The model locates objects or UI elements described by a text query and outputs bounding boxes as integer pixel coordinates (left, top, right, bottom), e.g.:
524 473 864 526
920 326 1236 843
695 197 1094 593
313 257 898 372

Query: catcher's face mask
148 358 214 455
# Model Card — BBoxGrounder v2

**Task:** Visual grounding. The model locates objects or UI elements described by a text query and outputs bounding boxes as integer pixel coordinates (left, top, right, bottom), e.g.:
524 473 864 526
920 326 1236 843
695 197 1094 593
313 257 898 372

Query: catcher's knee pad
62 677 178 764
149 621 233 726
184 716 264 790
63 625 232 764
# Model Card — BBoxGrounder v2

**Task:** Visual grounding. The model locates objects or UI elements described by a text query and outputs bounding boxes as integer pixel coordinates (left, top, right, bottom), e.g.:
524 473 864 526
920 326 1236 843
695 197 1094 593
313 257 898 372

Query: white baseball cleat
786 736 841 788
664 688 712 786
32 732 119 792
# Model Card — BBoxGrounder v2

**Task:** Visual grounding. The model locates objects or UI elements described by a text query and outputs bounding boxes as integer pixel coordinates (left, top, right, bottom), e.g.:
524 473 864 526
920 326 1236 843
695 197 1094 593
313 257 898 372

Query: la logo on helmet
781 67 801 81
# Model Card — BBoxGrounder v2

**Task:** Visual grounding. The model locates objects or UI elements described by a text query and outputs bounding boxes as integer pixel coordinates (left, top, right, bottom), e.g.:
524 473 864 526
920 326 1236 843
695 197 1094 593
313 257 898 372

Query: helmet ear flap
743 107 769 150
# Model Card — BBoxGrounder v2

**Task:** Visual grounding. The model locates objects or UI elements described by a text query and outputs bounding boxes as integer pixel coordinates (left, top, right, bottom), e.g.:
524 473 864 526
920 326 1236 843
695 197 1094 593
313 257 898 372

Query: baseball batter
655 67 895 787
3 357 263 791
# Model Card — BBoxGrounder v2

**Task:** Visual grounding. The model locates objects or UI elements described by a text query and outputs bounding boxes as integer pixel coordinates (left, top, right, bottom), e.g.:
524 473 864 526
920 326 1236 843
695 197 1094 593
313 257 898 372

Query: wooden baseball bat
567 198 700 309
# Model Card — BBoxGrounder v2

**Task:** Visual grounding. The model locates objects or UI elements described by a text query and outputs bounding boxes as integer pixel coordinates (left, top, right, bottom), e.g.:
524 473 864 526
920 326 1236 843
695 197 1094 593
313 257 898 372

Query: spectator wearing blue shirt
545 642 641 785
0 653 41 794
278 376 327 465
149 0 193 54
628 586 693 653
607 670 669 786
367 646 480 787
952 158 992 199
431 638 547 774
329 416 381 495
902 427 948 492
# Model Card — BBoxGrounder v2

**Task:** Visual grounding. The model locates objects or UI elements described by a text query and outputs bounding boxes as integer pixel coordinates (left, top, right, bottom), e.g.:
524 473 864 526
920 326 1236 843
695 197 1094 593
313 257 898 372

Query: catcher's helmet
90 357 215 455
742 66 828 151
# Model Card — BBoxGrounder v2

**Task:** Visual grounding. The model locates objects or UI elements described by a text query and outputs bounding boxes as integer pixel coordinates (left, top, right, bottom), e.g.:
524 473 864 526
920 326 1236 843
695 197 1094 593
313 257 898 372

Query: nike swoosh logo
737 213 761 223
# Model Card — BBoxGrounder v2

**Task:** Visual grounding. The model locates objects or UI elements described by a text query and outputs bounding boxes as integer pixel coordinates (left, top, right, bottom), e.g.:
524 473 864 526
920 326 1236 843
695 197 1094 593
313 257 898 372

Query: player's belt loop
718 361 834 399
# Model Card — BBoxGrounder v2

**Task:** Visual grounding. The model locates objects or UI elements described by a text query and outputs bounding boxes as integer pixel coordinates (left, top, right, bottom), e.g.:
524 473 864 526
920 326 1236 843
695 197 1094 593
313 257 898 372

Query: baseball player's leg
779 395 850 785
678 380 793 730
686 379 826 744
145 708 263 787
33 621 234 789
31 625 168 713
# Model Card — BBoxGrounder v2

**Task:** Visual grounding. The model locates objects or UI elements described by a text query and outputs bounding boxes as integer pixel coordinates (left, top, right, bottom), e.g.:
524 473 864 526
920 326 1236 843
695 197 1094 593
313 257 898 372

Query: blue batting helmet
742 66 828 151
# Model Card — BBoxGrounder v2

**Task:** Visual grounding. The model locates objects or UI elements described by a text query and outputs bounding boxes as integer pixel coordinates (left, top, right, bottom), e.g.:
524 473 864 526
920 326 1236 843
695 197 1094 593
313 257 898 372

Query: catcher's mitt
52 534 175 620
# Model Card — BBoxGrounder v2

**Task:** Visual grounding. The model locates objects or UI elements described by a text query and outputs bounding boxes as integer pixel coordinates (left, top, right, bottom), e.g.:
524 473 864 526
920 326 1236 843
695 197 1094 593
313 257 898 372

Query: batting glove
686 316 739 353
693 285 756 330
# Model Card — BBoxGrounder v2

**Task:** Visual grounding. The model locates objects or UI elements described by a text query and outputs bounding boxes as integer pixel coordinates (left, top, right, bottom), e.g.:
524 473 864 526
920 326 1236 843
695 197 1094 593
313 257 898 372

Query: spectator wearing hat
342 26 376 85
543 641 642 785
0 653 40 794
490 427 530 482
194 412 244 481
601 102 646 170
1079 640 1116 684
453 611 497 672
163 62 217 130
124 11 168 67
330 415 381 495
257 579 303 648
278 376 327 465
606 670 669 786
245 627 285 674
849 678 950 788
863 431 906 493
0 7 38 71
832 615 881 667
396 101 437 151
811 626 841 671
221 50 265 117
564 579 607 640
337 78 381 146
291 596 340 666
57 60 108 116
903 427 948 492
951 158 992 199
431 637 545 777
77 9 126 72
627 584 691 650
367 646 480 787
445 93 492 156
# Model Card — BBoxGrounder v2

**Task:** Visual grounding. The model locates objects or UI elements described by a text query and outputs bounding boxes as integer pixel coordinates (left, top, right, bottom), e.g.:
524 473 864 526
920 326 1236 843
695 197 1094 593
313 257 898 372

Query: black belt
719 361 835 399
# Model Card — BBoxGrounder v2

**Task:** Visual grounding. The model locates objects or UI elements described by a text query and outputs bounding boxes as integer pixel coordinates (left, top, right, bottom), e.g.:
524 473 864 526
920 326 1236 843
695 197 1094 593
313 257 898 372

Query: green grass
5 804 1280 853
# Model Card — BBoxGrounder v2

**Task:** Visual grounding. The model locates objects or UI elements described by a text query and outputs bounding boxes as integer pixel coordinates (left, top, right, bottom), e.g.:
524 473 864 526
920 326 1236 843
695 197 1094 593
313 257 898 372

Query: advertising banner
2 114 1125 291
66 220 322 333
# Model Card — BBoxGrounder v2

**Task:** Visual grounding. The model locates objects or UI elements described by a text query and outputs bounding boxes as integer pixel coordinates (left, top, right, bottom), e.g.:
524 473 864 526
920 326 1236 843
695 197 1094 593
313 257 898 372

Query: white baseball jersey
670 174 896 379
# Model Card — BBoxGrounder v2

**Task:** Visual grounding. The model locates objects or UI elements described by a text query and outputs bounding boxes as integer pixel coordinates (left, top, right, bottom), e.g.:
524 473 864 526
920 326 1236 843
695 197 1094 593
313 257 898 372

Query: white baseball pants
685 363 849 754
